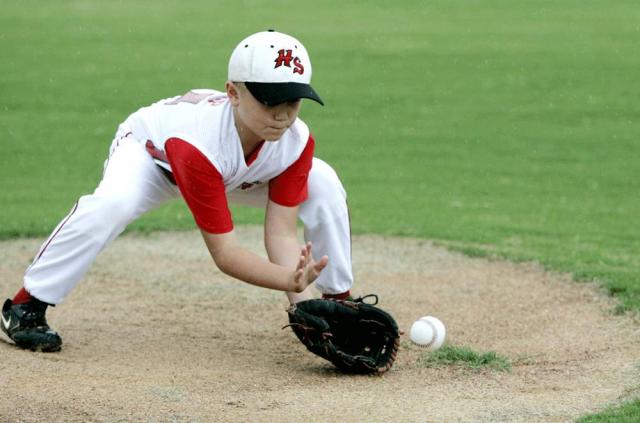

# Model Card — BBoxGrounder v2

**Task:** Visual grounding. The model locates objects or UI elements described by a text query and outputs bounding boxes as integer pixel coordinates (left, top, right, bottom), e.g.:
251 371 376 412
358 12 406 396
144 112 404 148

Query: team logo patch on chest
240 180 264 190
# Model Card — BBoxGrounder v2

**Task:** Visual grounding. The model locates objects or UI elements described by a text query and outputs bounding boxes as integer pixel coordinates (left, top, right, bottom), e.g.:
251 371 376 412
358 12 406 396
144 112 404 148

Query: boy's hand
290 242 329 292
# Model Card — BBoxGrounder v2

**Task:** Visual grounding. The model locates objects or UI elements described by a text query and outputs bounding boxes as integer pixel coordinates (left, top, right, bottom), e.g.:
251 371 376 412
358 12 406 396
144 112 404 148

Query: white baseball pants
23 134 353 305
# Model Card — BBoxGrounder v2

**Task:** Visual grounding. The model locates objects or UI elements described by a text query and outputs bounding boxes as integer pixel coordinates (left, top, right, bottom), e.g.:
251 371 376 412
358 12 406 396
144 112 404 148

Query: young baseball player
1 30 353 352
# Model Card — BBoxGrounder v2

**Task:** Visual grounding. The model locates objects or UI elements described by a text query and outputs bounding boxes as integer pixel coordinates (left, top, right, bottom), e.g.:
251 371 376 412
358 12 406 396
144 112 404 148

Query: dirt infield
1 227 639 422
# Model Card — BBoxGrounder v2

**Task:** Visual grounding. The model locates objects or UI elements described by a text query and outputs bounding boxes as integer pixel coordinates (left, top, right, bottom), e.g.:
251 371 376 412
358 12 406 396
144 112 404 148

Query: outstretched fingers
303 242 328 277
290 242 330 292
298 247 308 269
313 255 329 275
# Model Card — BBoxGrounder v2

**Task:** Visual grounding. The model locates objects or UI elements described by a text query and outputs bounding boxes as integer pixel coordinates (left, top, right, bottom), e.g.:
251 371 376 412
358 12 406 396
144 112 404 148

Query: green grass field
1 1 638 420
418 345 512 372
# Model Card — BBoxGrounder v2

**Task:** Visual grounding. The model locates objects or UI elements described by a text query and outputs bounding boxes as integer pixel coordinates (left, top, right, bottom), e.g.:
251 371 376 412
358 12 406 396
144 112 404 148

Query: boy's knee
300 160 348 225
307 159 346 201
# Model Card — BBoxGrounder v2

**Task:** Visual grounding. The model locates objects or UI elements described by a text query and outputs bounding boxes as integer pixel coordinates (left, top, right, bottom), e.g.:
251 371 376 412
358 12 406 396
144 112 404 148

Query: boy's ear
226 81 240 106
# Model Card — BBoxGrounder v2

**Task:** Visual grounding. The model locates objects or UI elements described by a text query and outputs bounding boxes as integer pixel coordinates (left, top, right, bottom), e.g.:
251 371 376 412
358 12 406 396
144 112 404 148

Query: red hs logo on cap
274 49 304 75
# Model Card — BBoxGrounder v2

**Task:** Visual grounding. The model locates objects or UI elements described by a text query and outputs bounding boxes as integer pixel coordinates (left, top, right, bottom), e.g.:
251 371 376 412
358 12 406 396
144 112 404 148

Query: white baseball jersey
122 88 314 233
125 89 309 189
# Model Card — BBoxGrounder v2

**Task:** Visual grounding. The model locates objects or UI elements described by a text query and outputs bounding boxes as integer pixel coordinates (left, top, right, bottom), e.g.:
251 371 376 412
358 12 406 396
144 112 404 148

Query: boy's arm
165 137 326 292
200 224 326 294
264 200 328 303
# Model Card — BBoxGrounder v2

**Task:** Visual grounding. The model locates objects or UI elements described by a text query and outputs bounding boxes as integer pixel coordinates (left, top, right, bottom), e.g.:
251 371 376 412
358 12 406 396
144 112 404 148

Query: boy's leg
298 158 353 296
2 133 178 351
22 135 179 305
226 158 353 297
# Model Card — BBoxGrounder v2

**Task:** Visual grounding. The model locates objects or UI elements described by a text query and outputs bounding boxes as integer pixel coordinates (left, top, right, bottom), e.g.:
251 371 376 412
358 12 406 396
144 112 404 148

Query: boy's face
227 82 302 142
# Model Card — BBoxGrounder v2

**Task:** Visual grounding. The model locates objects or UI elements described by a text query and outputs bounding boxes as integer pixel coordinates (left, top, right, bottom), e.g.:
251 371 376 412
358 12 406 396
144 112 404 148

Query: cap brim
244 82 324 106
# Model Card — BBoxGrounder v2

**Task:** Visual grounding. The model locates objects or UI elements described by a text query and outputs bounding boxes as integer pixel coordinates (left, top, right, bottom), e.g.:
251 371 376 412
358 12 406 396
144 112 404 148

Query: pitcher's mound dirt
1 227 639 422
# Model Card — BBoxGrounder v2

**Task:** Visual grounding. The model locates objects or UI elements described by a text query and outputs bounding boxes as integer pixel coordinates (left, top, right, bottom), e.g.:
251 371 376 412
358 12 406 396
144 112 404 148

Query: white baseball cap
228 30 324 106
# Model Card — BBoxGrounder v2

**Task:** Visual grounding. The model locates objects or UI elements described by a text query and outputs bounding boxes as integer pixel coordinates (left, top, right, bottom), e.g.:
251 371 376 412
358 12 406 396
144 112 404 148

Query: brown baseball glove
285 295 400 374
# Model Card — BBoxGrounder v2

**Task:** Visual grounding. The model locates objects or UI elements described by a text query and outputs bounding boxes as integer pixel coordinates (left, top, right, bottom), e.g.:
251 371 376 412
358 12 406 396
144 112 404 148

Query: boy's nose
274 107 289 121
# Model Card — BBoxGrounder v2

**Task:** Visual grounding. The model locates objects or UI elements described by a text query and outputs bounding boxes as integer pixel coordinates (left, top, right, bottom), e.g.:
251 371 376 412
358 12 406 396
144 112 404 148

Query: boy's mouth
267 124 288 131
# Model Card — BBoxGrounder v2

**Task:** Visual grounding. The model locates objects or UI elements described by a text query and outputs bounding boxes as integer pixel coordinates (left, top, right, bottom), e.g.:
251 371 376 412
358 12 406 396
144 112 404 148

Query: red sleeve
269 135 314 207
165 138 233 234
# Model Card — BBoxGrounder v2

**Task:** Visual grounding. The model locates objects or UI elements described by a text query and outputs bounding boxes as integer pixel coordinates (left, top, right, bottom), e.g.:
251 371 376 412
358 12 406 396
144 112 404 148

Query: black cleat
1 298 62 352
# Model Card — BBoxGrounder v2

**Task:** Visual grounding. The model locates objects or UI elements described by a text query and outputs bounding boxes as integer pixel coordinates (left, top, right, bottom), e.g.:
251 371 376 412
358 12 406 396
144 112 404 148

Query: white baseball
409 316 446 350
